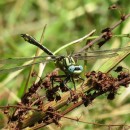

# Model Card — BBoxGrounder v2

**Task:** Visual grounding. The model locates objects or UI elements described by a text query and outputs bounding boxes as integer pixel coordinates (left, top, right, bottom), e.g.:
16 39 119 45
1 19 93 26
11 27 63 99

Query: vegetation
0 0 130 130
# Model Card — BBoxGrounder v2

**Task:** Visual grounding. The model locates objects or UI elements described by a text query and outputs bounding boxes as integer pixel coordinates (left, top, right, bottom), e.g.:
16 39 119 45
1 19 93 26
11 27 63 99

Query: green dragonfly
0 34 130 89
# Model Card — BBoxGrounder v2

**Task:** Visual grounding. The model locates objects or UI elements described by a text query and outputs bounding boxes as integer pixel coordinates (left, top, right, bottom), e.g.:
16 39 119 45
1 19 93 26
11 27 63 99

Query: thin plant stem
24 24 47 93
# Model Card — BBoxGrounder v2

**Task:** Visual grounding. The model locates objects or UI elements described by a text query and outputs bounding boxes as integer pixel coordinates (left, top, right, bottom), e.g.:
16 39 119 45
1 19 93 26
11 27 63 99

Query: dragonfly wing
73 52 118 60
74 45 130 60
0 55 53 64
78 46 130 55
0 56 55 73
0 61 45 73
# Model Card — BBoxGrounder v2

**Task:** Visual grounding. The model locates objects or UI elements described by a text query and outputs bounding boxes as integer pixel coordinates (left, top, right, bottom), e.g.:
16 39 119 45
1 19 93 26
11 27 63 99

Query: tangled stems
16 70 130 129
0 11 130 130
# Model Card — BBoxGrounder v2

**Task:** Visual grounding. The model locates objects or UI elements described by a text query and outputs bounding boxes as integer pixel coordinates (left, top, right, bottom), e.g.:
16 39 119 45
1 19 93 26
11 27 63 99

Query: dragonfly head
68 65 83 75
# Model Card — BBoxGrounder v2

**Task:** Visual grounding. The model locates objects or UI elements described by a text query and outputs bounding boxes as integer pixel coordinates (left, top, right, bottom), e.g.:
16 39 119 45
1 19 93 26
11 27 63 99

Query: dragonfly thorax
63 56 75 67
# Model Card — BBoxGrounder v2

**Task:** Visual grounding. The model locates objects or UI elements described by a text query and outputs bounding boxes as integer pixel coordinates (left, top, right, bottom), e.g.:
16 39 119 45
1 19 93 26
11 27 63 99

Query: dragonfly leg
71 76 84 91
78 76 85 91
71 77 76 91
50 76 54 88
50 74 69 89
50 74 78 91
50 75 61 88
63 76 71 90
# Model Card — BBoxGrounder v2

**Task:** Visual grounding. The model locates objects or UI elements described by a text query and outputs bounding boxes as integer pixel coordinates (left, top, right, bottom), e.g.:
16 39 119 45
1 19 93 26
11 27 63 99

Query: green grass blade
98 44 130 73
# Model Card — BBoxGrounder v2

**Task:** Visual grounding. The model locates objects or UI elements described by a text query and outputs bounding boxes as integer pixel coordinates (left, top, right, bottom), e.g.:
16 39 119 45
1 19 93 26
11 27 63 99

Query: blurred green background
0 0 130 129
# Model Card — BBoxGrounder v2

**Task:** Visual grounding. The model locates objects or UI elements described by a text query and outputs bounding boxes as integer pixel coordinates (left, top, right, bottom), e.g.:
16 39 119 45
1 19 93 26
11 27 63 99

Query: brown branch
0 105 40 111
21 67 130 129
77 13 130 53
31 106 130 130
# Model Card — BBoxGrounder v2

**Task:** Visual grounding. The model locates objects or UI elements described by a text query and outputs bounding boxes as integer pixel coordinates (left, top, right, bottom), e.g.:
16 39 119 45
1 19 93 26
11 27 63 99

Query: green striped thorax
55 56 83 76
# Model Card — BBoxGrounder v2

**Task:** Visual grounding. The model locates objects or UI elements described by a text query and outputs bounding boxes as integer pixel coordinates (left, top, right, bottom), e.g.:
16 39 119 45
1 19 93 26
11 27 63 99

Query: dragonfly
0 34 130 89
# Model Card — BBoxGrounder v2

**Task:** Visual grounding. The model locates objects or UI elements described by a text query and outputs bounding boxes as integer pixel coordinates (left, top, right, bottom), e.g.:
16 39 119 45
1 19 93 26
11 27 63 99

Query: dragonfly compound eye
68 65 83 74
68 65 75 73
79 65 83 71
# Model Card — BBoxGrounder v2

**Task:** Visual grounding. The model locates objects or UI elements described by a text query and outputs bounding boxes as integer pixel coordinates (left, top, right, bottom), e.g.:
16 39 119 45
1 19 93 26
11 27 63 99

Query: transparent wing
77 46 130 54
73 53 118 60
74 45 130 60
1 46 130 73
0 55 55 73
84 46 130 54
0 55 56 64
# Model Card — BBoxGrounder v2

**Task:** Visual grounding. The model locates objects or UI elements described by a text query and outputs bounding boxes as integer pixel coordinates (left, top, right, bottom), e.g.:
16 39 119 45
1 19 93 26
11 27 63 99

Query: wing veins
87 46 130 54
0 59 52 73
